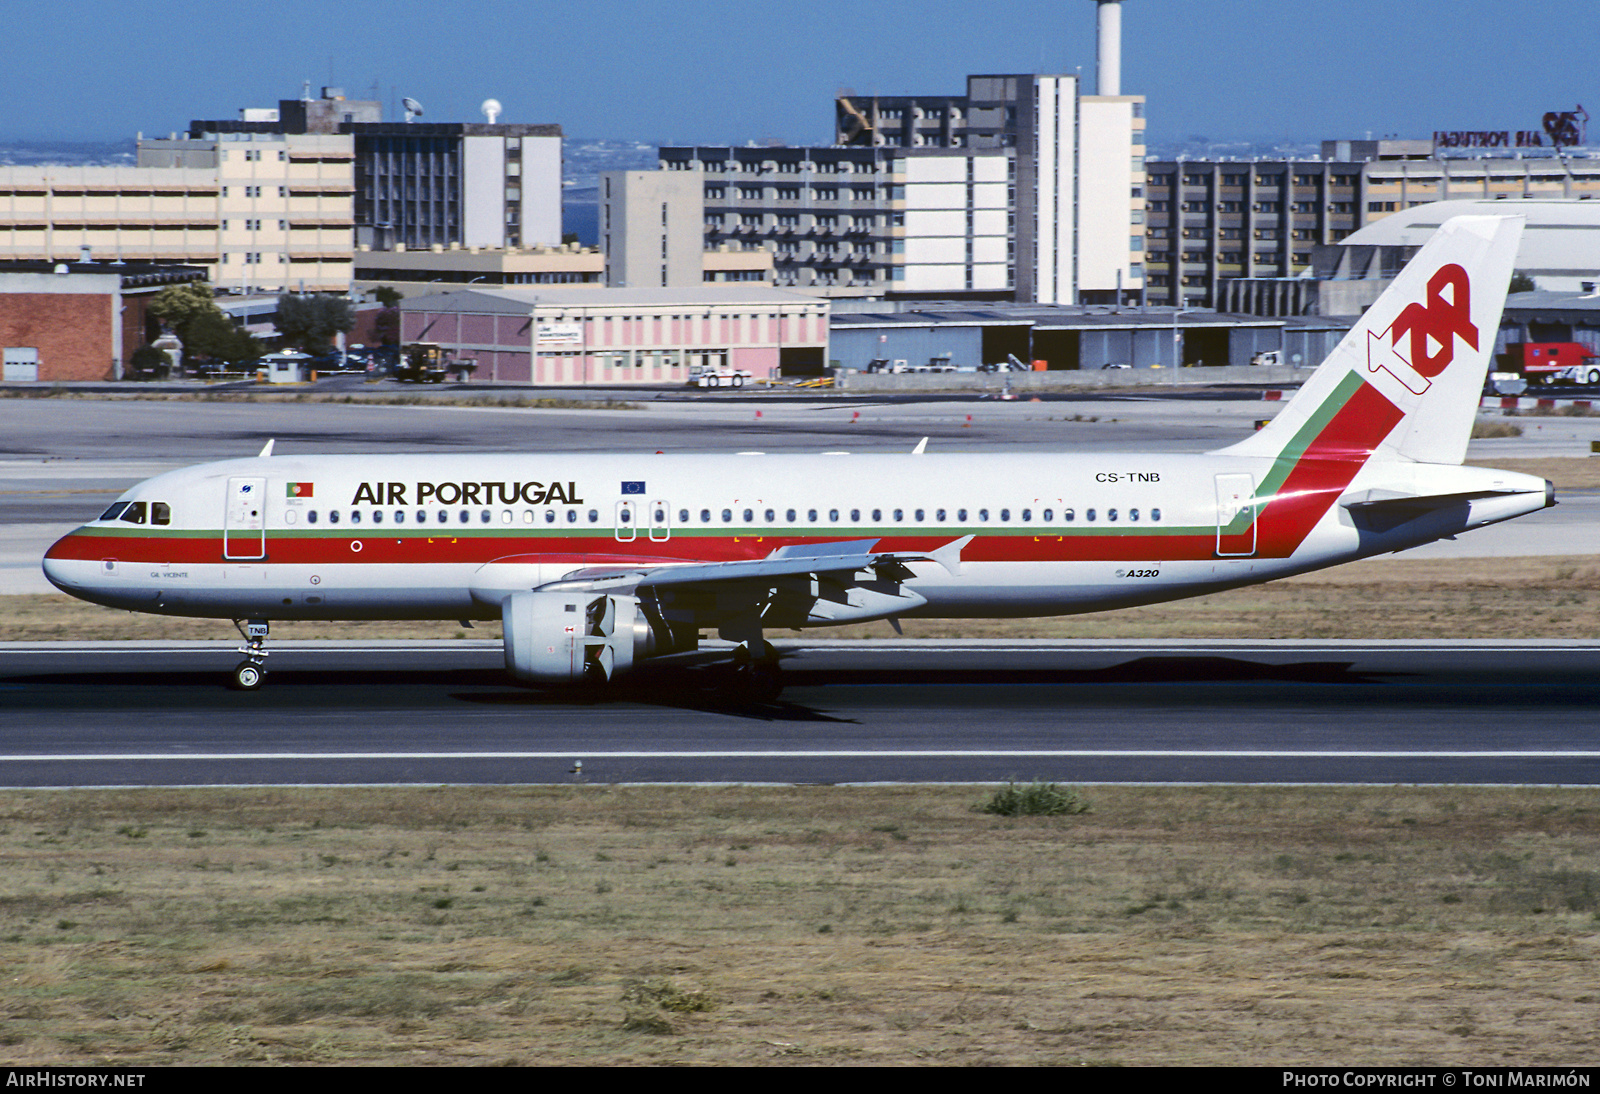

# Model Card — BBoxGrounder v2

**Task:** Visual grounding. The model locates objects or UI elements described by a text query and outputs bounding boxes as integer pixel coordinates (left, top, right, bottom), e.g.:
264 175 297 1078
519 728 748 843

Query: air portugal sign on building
1435 106 1589 150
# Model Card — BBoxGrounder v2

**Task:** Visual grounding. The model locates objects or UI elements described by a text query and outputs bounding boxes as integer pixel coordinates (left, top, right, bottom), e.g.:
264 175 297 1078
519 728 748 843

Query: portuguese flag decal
287 482 314 498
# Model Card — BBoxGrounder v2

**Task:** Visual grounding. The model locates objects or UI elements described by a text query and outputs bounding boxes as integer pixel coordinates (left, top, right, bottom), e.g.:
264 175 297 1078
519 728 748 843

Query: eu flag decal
620 481 646 495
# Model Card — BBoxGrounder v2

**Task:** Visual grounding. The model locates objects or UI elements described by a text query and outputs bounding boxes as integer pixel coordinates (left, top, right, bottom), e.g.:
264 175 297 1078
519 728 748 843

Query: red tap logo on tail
1366 263 1478 395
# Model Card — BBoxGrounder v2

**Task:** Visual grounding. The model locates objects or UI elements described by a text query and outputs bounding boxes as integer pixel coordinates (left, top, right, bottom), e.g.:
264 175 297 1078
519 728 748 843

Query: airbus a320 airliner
44 215 1549 698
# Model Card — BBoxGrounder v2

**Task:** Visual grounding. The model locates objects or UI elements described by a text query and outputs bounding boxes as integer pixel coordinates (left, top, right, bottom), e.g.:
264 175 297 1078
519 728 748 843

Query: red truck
1498 342 1600 385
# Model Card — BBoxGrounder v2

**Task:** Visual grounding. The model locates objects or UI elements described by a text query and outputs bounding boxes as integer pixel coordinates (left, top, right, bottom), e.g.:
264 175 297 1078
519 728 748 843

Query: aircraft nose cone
41 531 85 592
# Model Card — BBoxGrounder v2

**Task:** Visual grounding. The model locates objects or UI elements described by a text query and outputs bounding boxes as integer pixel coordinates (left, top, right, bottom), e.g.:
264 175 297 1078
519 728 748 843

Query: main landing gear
231 618 269 691
727 639 783 703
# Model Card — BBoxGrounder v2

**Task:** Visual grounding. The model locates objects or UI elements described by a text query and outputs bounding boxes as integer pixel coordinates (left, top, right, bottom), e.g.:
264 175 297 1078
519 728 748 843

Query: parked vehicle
686 363 753 388
1497 342 1600 385
395 343 450 383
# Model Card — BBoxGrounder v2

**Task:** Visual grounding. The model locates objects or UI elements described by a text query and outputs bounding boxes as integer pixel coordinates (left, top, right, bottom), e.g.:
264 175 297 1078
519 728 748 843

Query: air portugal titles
347 480 585 507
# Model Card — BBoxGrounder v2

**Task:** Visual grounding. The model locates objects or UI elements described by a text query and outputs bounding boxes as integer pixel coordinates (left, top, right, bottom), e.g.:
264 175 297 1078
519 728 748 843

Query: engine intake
503 590 676 685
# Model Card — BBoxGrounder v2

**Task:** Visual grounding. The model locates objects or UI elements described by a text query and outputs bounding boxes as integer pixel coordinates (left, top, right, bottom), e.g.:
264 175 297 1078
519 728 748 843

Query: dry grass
0 785 1595 1066
9 553 1600 643
1467 457 1600 489
0 387 638 410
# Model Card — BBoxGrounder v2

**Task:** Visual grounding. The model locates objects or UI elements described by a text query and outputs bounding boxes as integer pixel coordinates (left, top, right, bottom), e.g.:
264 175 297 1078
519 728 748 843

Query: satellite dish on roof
402 97 424 122
481 98 502 125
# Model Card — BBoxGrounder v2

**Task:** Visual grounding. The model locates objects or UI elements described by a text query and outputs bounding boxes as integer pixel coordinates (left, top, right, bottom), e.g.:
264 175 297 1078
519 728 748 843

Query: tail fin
1217 214 1523 466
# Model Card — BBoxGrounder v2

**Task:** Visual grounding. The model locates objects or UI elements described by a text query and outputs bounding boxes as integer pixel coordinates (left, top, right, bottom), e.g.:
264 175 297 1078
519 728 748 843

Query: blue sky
1 0 1586 147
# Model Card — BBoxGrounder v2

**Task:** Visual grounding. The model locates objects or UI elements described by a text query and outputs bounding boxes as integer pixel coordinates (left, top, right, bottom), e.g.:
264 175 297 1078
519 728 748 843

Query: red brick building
0 262 207 381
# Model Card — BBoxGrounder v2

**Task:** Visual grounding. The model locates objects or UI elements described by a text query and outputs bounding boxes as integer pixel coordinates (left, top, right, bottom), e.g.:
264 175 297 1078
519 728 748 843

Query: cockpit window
151 502 171 526
100 502 130 521
118 502 148 525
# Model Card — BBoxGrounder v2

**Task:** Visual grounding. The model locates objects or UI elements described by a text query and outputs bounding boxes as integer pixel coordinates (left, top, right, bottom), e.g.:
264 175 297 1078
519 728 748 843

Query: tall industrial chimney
1094 0 1123 96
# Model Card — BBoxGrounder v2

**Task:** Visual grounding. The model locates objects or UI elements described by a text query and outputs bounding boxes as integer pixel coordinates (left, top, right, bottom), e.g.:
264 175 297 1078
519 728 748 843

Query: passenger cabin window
1151 508 1162 521
329 510 340 525
350 510 362 524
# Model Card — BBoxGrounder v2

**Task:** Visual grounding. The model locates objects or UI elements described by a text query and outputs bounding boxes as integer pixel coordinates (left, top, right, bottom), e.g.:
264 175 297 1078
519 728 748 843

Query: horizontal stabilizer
1340 486 1528 512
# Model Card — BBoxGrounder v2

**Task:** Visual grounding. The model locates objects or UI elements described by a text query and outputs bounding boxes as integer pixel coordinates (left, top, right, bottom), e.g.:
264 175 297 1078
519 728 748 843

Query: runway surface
4 640 1599 788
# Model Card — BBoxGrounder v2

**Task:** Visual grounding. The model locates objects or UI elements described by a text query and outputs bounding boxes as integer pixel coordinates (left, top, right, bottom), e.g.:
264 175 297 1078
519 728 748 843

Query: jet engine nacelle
502 590 662 685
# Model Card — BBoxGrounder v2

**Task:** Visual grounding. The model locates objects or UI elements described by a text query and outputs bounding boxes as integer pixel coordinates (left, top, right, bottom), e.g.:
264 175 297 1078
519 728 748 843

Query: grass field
1 785 1597 1066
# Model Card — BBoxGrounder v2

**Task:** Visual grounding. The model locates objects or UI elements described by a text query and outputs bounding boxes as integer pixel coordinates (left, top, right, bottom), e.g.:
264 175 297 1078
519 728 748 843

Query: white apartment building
662 73 1145 304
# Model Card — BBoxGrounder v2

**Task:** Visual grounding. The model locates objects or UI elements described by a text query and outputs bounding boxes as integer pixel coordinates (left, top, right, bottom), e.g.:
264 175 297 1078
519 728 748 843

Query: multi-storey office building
191 90 563 253
0 131 355 292
1143 159 1365 308
660 73 1145 304
347 122 562 251
1146 140 1600 308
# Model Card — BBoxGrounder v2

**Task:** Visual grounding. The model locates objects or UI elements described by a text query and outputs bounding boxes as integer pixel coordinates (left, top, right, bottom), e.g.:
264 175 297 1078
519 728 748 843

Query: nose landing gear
231 618 270 691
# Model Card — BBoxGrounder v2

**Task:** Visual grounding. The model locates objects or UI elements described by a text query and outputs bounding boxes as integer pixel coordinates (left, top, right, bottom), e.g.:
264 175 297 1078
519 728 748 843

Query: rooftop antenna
403 97 424 123
481 98 502 125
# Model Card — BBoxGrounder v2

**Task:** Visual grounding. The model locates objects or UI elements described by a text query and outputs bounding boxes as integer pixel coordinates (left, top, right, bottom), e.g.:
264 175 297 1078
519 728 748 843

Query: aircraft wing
540 536 972 593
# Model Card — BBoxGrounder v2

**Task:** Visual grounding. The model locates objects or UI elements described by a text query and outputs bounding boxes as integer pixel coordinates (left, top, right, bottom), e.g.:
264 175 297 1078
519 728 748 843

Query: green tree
372 286 403 308
372 306 400 347
1508 272 1537 294
184 309 262 364
129 344 172 380
147 283 221 342
276 294 355 352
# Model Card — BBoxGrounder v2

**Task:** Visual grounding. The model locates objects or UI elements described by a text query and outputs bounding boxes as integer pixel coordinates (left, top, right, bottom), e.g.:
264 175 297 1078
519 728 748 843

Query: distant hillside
0 139 137 167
